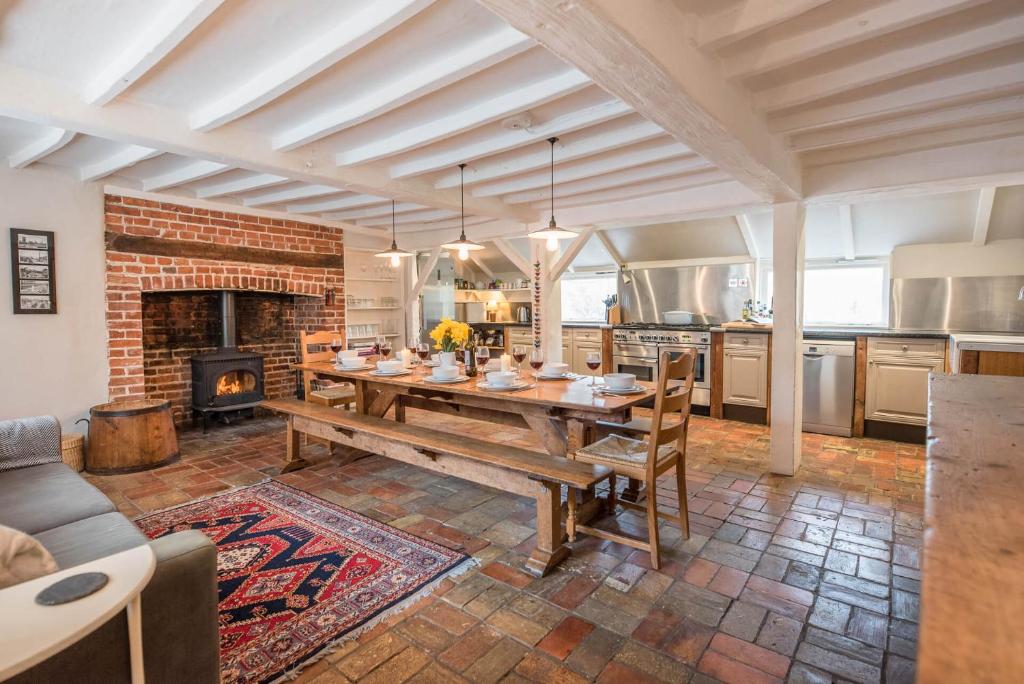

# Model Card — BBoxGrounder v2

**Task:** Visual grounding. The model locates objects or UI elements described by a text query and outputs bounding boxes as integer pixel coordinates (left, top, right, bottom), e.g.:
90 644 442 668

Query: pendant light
374 200 414 266
441 163 484 261
528 136 577 251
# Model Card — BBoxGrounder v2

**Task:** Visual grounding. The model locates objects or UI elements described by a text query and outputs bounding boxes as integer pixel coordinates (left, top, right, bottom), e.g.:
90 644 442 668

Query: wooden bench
261 398 612 577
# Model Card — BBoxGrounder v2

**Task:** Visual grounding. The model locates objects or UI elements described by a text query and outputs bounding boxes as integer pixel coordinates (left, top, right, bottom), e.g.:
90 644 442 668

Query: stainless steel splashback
618 263 754 325
891 275 1024 333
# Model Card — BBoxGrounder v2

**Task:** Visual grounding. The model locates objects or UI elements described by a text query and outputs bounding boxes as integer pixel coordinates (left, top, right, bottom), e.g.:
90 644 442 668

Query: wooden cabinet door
573 343 603 375
723 349 767 407
865 356 944 425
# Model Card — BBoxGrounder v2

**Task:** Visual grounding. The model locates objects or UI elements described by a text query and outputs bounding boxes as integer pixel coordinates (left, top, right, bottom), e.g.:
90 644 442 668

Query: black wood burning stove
190 291 265 431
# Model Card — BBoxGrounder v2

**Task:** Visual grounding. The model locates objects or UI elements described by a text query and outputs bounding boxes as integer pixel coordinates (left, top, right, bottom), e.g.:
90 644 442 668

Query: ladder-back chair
299 330 355 410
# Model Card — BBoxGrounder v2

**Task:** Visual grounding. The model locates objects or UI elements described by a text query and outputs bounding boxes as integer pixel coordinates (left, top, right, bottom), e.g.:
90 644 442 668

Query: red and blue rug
136 480 469 684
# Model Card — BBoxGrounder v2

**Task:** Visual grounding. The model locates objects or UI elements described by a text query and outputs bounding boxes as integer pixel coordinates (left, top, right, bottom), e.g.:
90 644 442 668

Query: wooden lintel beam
104 231 343 270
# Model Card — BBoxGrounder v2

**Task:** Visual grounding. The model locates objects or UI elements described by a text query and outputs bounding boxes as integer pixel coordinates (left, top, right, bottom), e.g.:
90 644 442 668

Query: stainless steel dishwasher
802 340 856 437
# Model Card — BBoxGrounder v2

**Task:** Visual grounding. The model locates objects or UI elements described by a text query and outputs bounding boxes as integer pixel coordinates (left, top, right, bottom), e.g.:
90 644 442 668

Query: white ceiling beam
388 99 630 179
804 133 1024 202
477 0 801 201
492 238 533 278
409 246 443 299
298 194 389 214
141 159 230 191
528 170 731 209
193 172 290 199
803 118 1024 168
735 214 758 259
972 187 996 246
789 95 1024 152
83 0 224 105
358 209 457 226
434 119 664 189
699 0 832 51
554 181 763 227
396 215 494 234
467 252 495 279
243 184 344 207
78 145 160 182
504 158 713 204
769 62 1024 135
838 205 856 260
7 127 75 168
328 202 424 221
595 229 624 266
725 0 981 80
0 61 531 222
549 226 596 282
337 69 591 166
190 0 434 131
474 142 693 198
272 26 532 150
756 14 1024 112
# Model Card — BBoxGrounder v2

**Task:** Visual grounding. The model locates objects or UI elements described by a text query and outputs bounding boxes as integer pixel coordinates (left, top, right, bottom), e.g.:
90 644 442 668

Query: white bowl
432 365 459 380
340 356 364 368
603 373 636 390
340 349 359 359
377 359 403 373
486 371 516 387
540 362 569 376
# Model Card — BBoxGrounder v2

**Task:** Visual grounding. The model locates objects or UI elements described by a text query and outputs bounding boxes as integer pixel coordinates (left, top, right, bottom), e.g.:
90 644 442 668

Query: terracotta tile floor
86 410 925 684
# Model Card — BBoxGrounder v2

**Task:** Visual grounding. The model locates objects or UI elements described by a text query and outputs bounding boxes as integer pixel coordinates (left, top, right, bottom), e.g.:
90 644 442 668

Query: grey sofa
0 416 219 684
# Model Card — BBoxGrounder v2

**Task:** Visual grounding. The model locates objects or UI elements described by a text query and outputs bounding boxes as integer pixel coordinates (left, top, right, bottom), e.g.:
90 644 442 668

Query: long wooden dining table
290 360 658 516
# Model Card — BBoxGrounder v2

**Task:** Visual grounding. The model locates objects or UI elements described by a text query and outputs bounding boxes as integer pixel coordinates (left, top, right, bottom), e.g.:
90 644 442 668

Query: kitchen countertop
709 326 953 340
473 322 610 329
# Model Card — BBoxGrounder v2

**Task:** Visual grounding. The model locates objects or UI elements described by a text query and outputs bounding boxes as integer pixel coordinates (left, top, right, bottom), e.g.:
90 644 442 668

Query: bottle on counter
465 335 478 377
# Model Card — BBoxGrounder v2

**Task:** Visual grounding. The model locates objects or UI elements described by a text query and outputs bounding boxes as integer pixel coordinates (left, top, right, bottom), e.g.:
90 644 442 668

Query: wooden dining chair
299 330 355 410
568 349 695 569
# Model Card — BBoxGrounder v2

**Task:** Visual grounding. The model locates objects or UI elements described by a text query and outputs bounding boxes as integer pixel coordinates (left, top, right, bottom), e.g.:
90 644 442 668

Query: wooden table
918 374 1024 682
292 361 656 463
0 545 156 682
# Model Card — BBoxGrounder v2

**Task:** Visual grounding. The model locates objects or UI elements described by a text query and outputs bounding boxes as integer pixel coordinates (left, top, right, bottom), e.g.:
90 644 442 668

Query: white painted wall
0 166 107 433
891 238 1024 279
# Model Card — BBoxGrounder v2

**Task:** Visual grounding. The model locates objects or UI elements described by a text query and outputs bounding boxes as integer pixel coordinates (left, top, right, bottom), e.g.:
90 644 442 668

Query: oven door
660 344 710 405
611 355 658 383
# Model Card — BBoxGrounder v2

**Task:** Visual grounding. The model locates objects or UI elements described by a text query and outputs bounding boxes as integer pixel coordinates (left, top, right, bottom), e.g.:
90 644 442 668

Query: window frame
758 257 891 328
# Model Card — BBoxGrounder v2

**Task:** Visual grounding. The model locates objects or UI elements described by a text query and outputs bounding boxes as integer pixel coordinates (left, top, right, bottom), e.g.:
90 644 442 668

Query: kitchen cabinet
865 337 946 426
572 342 603 376
723 347 768 407
504 326 603 372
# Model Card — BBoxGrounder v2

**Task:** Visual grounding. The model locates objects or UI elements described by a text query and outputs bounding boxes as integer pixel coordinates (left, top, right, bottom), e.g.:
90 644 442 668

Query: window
761 260 889 327
560 274 617 322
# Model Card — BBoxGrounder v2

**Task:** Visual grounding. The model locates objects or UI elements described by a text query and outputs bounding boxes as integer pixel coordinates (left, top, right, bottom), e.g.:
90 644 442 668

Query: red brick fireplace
104 194 345 425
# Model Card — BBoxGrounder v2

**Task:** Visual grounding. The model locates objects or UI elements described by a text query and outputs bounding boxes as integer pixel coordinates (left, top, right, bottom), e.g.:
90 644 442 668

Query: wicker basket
61 433 86 472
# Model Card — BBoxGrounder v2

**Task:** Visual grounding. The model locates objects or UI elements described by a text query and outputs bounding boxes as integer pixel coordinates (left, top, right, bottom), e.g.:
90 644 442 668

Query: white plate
536 373 571 380
334 363 371 371
596 385 647 395
422 360 440 367
478 381 534 391
422 375 470 384
368 369 412 377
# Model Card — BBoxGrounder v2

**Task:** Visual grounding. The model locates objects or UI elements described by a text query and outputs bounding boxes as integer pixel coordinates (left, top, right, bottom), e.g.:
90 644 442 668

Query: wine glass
407 338 418 364
330 336 343 364
512 345 527 378
529 348 544 378
586 351 601 386
476 346 490 373
377 335 391 360
415 342 430 367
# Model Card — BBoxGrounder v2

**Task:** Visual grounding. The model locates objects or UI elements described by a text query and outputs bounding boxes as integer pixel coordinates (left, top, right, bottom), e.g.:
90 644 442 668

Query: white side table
0 544 156 682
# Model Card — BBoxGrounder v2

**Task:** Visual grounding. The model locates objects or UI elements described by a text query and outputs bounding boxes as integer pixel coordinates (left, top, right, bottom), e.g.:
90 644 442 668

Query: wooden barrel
86 399 179 474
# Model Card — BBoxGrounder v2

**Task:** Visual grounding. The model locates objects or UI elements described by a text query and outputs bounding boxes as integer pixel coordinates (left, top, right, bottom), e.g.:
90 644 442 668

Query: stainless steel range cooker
611 326 711 406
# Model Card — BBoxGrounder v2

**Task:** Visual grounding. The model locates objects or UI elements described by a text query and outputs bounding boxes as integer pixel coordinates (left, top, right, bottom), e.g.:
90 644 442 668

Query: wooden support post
769 202 806 476
526 480 570 577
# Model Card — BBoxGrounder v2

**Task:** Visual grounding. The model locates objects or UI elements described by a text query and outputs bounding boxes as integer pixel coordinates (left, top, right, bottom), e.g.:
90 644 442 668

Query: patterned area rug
136 480 470 684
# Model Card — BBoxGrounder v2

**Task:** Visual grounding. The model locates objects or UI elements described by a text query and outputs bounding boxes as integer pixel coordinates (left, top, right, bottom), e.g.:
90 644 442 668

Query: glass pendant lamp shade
528 136 576 250
441 163 484 260
374 200 414 266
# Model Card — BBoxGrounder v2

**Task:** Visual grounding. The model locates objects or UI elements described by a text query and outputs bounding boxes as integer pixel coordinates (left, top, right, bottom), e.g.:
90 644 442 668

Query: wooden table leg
281 416 310 473
394 395 406 423
127 594 144 683
524 415 568 458
565 417 604 524
620 478 643 503
526 480 570 577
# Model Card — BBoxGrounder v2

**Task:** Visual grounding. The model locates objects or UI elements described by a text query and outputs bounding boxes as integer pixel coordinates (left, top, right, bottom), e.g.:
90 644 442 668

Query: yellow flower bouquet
429 318 471 352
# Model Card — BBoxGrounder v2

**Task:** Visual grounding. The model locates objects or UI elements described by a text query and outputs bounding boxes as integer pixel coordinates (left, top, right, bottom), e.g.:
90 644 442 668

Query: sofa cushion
0 463 115 535
34 512 147 568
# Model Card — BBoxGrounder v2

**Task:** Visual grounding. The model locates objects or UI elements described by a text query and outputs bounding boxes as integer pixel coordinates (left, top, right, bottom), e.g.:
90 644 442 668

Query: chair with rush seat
299 330 355 409
569 350 695 569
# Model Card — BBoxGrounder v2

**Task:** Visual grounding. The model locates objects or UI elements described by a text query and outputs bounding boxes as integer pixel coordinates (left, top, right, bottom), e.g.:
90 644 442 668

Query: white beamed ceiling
0 0 1022 242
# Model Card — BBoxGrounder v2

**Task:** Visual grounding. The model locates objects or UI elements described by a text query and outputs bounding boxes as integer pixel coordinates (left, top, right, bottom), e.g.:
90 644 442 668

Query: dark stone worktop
472 322 609 329
709 326 952 340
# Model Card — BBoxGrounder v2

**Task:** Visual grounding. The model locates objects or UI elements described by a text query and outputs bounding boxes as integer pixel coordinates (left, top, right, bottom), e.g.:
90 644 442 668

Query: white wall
0 166 107 433
891 238 1024 279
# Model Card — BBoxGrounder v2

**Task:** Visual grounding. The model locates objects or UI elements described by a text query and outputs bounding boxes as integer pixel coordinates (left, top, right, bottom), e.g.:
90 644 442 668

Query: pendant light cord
459 163 466 239
548 137 558 225
391 200 397 248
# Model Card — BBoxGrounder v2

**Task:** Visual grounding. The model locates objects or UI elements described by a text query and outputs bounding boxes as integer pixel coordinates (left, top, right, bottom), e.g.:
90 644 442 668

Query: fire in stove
215 370 255 396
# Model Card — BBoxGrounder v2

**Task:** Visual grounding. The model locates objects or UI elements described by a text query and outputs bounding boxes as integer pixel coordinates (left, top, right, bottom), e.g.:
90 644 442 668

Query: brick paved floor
86 410 925 684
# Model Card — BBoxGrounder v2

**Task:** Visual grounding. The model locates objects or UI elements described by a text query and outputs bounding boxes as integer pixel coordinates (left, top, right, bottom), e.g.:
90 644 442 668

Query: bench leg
281 416 310 473
525 481 570 577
